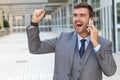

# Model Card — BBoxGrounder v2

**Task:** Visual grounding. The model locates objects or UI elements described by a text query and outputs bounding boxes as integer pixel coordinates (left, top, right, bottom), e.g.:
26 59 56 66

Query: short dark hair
74 3 94 17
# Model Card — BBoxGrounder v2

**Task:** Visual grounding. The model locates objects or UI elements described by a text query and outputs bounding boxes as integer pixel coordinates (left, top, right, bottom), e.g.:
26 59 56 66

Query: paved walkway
0 32 119 80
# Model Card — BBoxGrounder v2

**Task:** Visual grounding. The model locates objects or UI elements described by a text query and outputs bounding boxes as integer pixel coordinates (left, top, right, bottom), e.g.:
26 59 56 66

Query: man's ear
90 17 94 20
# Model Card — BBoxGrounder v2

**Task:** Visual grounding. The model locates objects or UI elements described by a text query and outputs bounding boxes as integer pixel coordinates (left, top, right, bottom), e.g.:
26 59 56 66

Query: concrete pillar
25 14 31 26
59 8 62 29
9 14 13 32
66 5 70 29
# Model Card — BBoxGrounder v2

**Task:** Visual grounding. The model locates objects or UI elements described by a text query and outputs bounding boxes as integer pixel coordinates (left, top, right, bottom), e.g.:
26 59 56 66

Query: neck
79 31 90 38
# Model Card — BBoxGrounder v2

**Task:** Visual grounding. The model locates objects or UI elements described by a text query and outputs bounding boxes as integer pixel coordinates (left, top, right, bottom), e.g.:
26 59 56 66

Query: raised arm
26 9 58 54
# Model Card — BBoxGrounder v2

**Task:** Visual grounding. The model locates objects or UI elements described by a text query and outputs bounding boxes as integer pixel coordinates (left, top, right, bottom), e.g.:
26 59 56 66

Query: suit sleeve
95 40 117 76
26 25 59 54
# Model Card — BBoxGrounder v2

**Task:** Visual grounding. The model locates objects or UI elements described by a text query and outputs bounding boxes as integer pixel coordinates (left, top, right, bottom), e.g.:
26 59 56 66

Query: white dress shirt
77 34 100 52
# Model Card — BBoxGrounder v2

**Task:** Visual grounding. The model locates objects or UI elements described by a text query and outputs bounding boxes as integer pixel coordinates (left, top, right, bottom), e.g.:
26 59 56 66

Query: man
26 3 116 80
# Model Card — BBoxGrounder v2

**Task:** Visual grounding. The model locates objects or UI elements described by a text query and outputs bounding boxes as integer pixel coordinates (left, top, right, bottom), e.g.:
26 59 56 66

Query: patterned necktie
79 39 86 58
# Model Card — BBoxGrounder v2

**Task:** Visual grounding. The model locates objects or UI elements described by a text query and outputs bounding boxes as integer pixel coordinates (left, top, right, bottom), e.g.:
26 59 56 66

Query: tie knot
81 39 86 44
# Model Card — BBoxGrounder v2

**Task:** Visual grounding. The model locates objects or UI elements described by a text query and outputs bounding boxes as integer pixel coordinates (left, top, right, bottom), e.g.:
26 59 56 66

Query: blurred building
0 0 120 53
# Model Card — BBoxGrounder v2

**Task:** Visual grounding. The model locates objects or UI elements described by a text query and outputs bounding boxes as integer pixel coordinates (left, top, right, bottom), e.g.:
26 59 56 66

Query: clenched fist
32 9 45 23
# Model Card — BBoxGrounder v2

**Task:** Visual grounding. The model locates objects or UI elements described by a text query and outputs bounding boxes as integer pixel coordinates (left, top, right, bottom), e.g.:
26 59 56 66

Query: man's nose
76 16 81 21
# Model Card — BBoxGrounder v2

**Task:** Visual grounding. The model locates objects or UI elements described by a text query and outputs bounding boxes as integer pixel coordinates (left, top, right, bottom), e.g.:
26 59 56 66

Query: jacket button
79 62 82 65
67 74 70 77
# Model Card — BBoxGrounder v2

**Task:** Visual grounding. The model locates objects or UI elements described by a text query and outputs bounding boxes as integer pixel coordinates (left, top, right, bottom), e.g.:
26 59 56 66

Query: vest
70 41 88 80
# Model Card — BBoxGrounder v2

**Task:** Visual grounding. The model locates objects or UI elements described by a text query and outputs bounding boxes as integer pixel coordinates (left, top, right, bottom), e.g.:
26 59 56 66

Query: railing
39 25 51 32
12 26 26 32
12 25 52 32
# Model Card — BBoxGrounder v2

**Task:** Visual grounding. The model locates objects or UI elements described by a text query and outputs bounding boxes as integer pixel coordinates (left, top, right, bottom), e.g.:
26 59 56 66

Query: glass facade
69 4 73 29
12 15 25 27
39 15 51 25
117 29 120 52
91 0 100 8
51 0 120 52
74 0 78 6
61 7 67 28
117 3 120 52
94 10 101 30
51 12 57 28
117 3 120 24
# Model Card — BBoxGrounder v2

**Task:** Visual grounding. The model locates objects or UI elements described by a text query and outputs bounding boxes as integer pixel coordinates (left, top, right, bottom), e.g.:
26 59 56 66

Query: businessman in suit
26 3 116 80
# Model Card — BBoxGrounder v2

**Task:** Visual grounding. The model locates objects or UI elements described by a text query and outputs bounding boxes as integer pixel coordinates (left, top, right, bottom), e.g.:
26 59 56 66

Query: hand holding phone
87 18 99 47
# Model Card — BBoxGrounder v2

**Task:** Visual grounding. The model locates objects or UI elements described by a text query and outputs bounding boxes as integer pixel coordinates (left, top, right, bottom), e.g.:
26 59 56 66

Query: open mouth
76 23 83 27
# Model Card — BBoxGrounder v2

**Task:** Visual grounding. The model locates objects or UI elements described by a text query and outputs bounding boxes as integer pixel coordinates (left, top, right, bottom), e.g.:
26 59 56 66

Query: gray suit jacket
26 26 116 80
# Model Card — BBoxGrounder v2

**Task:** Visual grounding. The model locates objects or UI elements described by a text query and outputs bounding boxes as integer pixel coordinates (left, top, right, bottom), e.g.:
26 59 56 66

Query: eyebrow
73 13 77 15
73 13 86 16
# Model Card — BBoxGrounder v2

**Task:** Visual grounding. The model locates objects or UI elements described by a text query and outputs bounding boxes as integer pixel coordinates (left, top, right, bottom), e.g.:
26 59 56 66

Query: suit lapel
82 41 94 67
68 32 77 75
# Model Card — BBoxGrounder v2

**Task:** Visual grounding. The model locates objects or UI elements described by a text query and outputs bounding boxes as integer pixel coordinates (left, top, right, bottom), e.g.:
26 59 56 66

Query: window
74 0 78 6
117 3 120 24
91 0 100 8
12 15 25 27
94 10 101 30
117 29 120 51
61 7 67 28
68 3 73 29
69 4 73 15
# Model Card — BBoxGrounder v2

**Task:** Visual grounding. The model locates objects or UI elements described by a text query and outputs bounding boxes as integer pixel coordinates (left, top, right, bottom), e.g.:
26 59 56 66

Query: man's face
73 8 90 34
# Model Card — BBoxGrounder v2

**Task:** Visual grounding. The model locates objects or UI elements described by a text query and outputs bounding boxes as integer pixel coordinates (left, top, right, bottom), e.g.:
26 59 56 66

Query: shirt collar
77 34 90 43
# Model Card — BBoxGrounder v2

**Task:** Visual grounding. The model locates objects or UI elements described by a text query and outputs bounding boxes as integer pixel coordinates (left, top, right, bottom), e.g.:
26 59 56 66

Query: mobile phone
87 18 93 33
89 18 93 25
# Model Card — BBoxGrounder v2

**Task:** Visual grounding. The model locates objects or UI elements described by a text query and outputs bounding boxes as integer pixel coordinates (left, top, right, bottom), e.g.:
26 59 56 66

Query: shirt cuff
27 25 35 29
94 44 101 52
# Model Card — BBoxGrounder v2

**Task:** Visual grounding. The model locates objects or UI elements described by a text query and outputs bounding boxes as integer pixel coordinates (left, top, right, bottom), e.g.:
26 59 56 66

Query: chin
76 30 82 34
